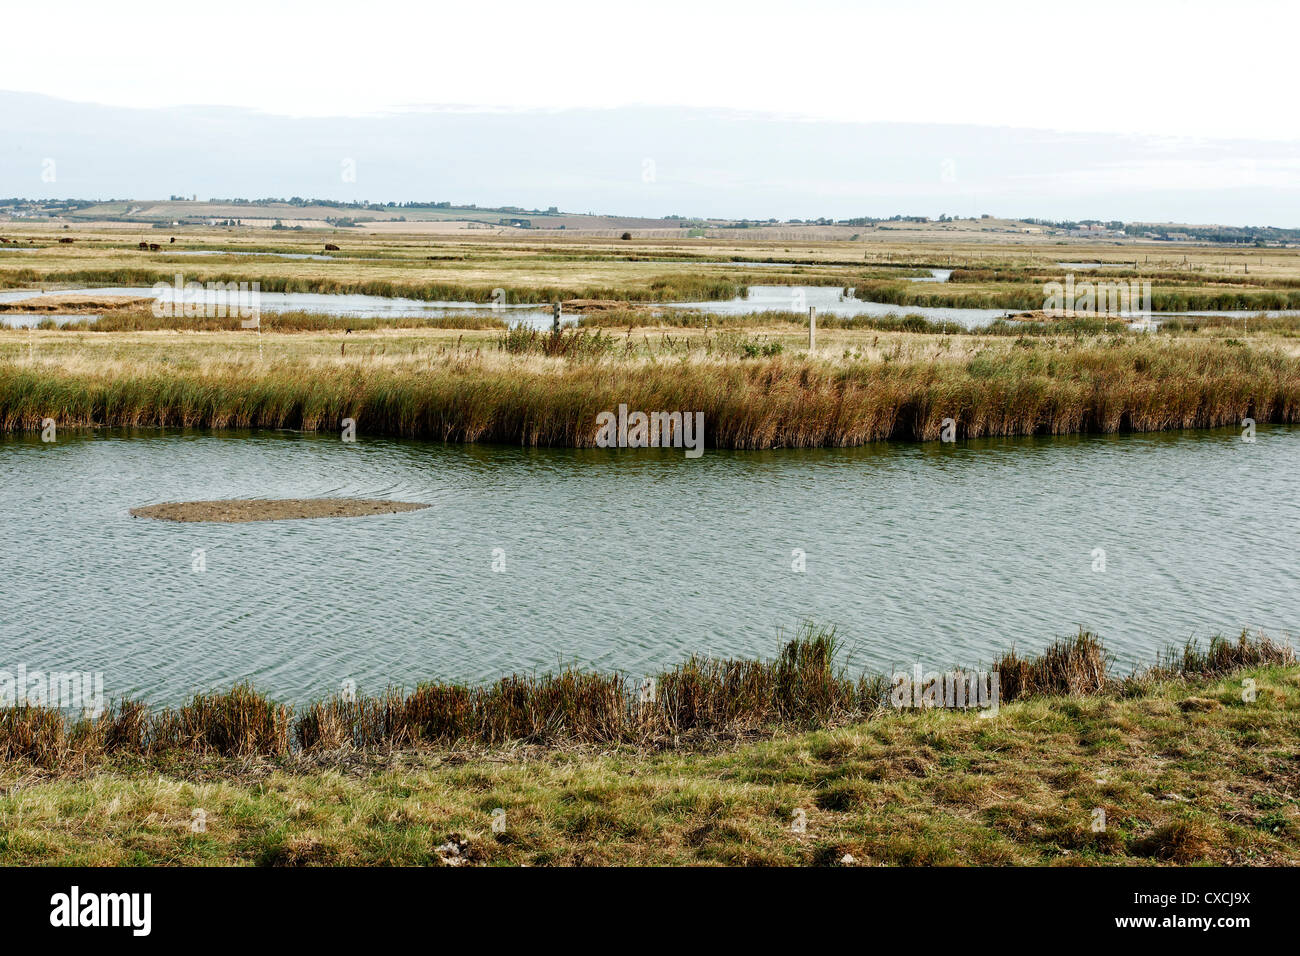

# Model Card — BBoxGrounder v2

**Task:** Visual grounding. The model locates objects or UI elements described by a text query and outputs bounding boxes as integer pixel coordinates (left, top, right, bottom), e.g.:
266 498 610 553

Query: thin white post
808 307 816 351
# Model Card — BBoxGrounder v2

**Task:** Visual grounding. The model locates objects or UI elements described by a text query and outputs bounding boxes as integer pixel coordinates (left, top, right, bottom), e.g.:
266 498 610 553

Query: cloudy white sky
3 0 1296 140
3 1 1297 223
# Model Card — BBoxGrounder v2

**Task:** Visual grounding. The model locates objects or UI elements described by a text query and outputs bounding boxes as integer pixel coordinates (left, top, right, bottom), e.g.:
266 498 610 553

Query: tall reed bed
0 625 872 766
295 626 871 751
0 268 750 304
3 338 1298 445
0 628 1290 769
949 267 1300 289
854 277 1300 312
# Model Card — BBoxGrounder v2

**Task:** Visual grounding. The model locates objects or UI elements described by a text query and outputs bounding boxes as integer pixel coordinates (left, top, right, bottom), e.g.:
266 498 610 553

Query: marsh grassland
0 632 1295 866
2 224 1298 866
4 226 1300 447
5 224 1300 309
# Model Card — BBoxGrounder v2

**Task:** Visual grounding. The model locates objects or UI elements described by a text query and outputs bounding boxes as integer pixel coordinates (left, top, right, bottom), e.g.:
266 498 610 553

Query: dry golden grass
3 320 1299 447
4 226 1300 448
7 224 1300 306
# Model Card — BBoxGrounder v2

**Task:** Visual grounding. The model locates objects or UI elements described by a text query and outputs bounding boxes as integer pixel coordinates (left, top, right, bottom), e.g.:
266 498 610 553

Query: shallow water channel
2 427 1295 706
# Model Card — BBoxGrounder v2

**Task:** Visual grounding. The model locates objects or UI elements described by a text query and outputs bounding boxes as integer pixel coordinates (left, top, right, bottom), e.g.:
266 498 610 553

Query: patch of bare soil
129 498 430 523
561 298 632 311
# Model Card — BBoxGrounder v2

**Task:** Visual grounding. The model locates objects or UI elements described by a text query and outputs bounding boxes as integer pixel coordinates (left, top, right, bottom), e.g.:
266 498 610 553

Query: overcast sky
3 1 1297 224
3 0 1296 140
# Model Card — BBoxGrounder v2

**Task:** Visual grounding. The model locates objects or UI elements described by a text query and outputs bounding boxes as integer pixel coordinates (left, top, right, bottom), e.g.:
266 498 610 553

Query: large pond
1 427 1294 707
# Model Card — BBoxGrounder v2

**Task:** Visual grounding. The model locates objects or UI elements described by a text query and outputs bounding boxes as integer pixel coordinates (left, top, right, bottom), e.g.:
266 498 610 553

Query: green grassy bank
0 630 1294 866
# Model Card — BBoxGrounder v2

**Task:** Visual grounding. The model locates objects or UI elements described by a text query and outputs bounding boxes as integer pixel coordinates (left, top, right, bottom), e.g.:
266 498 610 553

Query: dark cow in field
138 241 149 250
324 243 340 251
170 237 176 243
58 237 74 243
148 243 161 251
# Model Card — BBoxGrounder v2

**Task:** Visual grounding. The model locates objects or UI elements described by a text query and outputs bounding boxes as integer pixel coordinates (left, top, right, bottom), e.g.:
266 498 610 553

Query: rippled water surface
2 428 1296 705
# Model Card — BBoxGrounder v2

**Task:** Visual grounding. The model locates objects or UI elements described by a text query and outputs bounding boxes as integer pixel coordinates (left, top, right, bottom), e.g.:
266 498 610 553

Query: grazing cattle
58 237 74 243
148 243 161 251
170 237 176 243
324 243 340 251
138 241 149 250
0 237 9 244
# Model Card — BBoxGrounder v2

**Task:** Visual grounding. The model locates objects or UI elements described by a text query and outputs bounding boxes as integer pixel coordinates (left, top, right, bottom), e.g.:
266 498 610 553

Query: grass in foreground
0 663 1295 866
0 630 1295 865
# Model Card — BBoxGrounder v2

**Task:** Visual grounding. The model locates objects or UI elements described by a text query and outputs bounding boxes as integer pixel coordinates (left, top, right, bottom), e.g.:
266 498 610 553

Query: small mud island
129 498 430 523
